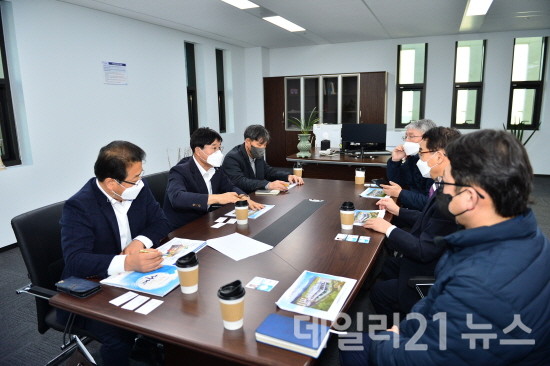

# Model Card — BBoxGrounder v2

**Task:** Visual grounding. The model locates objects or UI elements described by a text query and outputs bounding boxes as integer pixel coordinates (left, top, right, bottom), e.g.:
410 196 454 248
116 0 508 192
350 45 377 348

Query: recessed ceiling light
465 0 494 16
263 16 305 32
221 0 259 10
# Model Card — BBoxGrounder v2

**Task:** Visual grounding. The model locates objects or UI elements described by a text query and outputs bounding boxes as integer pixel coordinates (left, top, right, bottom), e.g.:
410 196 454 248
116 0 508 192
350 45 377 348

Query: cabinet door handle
282 111 285 124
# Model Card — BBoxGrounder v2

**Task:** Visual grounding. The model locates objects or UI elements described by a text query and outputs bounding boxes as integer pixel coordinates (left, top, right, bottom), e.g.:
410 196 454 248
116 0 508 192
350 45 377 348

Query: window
0 11 20 166
185 42 199 134
215 49 226 133
451 40 486 129
508 37 547 130
396 43 427 128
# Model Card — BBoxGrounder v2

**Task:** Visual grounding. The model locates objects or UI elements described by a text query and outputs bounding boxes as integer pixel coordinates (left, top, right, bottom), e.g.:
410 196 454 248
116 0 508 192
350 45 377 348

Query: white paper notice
109 291 138 306
207 233 272 261
122 295 149 310
135 299 164 315
103 61 127 85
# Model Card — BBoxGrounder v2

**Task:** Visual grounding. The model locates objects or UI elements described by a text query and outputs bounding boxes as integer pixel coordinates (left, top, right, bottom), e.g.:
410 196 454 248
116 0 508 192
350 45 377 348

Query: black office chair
143 171 169 208
12 201 96 365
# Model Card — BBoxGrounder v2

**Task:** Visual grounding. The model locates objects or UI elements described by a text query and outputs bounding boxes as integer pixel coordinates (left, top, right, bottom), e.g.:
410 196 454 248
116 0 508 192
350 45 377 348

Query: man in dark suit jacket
364 127 461 324
164 127 263 229
59 141 171 366
222 125 304 193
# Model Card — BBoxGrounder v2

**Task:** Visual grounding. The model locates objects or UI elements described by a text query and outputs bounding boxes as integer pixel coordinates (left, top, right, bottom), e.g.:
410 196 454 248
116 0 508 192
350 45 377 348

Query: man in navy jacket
222 125 303 193
383 119 436 211
163 127 263 229
342 130 550 365
59 141 171 366
364 127 460 323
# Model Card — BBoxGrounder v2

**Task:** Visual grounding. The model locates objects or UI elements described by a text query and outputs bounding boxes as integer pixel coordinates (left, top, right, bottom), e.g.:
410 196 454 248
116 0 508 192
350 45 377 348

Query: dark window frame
395 44 427 129
0 11 20 166
185 42 199 134
451 40 486 130
216 49 226 133
507 37 547 131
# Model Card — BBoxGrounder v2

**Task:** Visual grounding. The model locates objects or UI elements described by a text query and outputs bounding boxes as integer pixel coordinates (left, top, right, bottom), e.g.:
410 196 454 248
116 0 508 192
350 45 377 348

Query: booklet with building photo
353 210 386 226
275 270 357 321
359 187 388 199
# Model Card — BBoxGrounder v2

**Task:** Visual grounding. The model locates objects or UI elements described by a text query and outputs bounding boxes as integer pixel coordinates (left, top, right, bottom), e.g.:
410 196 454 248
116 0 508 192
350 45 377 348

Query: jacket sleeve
386 158 407 184
398 190 429 211
60 198 117 279
386 209 454 263
264 160 291 182
166 167 209 213
370 276 533 366
222 152 268 193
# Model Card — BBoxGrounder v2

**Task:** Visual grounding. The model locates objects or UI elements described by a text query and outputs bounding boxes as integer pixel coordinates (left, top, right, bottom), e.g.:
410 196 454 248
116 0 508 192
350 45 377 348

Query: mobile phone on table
372 178 389 187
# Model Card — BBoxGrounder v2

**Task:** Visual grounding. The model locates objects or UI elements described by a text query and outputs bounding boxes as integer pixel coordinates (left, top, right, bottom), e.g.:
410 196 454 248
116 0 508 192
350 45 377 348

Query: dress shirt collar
95 179 131 209
193 155 216 180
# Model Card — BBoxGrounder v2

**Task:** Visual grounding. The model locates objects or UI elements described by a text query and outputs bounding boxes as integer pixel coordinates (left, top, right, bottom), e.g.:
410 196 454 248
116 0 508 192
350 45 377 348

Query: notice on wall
103 61 127 85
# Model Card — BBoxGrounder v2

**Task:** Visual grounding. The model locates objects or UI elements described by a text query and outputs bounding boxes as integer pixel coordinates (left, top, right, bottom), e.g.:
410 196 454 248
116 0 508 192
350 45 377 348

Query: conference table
50 178 391 365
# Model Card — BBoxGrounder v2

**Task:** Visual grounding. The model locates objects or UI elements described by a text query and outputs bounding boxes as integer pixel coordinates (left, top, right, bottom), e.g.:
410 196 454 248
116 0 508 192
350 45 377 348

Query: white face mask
203 149 224 167
403 141 420 156
416 153 438 178
114 179 144 201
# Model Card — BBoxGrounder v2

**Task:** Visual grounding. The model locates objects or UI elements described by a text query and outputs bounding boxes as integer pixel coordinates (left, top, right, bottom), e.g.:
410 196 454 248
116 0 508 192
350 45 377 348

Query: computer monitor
341 123 386 152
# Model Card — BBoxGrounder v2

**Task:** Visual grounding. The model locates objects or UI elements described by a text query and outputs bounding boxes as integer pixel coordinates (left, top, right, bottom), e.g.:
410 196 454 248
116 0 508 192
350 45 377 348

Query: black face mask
435 190 468 220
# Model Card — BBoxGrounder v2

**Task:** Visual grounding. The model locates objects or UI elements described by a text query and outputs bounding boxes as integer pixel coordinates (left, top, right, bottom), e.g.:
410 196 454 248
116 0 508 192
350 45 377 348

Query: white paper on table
135 299 164 315
225 204 274 219
215 217 227 223
122 295 150 310
207 233 272 261
157 237 207 265
227 218 237 224
109 291 138 306
211 222 226 228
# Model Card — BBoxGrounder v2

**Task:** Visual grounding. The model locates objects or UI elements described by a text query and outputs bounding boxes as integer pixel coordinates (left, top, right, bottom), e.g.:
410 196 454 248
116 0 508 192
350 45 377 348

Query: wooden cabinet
264 72 387 168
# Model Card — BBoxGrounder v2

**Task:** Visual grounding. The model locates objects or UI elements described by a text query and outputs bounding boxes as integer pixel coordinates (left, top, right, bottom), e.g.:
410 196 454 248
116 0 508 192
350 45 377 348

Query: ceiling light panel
263 16 305 32
221 0 259 10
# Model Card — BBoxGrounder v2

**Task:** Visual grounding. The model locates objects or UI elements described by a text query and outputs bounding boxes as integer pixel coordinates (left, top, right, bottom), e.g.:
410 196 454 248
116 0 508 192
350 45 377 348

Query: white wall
0 0 262 248
266 30 550 175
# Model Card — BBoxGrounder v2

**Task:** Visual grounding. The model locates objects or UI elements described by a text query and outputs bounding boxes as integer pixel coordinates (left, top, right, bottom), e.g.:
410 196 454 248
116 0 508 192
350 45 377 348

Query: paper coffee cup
340 210 355 230
235 200 248 225
218 280 245 330
355 169 365 185
176 252 199 294
293 168 303 177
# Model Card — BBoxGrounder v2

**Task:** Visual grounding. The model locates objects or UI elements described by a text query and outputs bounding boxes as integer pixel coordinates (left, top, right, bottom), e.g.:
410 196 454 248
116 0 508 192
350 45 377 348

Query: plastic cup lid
217 280 245 300
176 252 199 268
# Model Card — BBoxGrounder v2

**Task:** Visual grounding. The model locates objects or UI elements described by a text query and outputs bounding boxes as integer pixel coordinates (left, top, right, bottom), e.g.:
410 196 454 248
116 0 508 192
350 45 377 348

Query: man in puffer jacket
340 129 550 365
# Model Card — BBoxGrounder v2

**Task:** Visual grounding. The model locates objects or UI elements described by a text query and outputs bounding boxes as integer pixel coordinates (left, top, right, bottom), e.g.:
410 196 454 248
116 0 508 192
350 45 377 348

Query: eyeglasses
118 171 144 186
435 180 485 199
418 150 437 157
402 135 423 141
205 145 224 152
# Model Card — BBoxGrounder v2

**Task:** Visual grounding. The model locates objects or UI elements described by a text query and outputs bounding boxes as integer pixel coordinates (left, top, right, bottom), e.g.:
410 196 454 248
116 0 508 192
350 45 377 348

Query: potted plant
288 107 320 158
503 121 541 146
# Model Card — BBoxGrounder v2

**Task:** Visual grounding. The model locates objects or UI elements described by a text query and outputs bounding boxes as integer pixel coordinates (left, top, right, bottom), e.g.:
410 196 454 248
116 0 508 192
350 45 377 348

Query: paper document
359 188 388 199
353 210 386 226
207 233 272 261
226 204 274 219
157 237 207 265
276 270 357 321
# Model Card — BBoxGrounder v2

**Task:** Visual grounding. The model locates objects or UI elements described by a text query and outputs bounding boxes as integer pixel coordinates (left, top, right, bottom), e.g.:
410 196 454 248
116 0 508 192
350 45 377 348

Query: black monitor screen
341 124 386 144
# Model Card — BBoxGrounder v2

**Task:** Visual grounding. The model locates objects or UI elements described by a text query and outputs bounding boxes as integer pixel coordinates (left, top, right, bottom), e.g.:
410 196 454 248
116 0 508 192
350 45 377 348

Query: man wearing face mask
222 124 304 194
382 119 436 211
341 130 550 366
164 127 264 229
59 140 171 366
363 127 461 325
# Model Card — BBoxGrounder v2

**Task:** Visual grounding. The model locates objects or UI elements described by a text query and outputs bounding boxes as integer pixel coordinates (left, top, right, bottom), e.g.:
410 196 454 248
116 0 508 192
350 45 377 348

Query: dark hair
94 141 145 182
446 130 533 217
190 127 222 151
244 125 270 143
423 126 461 151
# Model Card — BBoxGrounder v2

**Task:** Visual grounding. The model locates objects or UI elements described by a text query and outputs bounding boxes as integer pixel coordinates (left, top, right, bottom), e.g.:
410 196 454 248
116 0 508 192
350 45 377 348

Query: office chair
143 171 169 208
12 201 96 365
407 276 435 299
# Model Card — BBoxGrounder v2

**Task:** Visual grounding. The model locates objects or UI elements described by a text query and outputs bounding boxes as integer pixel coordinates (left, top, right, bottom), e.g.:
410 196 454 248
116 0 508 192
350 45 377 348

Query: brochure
156 237 207 265
353 210 386 226
225 204 274 219
275 270 357 321
359 187 388 199
100 265 179 297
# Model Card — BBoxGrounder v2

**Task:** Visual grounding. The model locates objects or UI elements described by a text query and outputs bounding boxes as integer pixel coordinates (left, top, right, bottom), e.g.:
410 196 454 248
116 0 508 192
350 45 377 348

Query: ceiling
60 0 550 49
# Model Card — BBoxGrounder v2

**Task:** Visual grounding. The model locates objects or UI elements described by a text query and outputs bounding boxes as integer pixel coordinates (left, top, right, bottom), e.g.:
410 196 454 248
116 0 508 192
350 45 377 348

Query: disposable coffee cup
340 201 355 230
293 162 303 178
176 252 199 294
355 168 365 185
235 200 248 225
217 280 246 330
